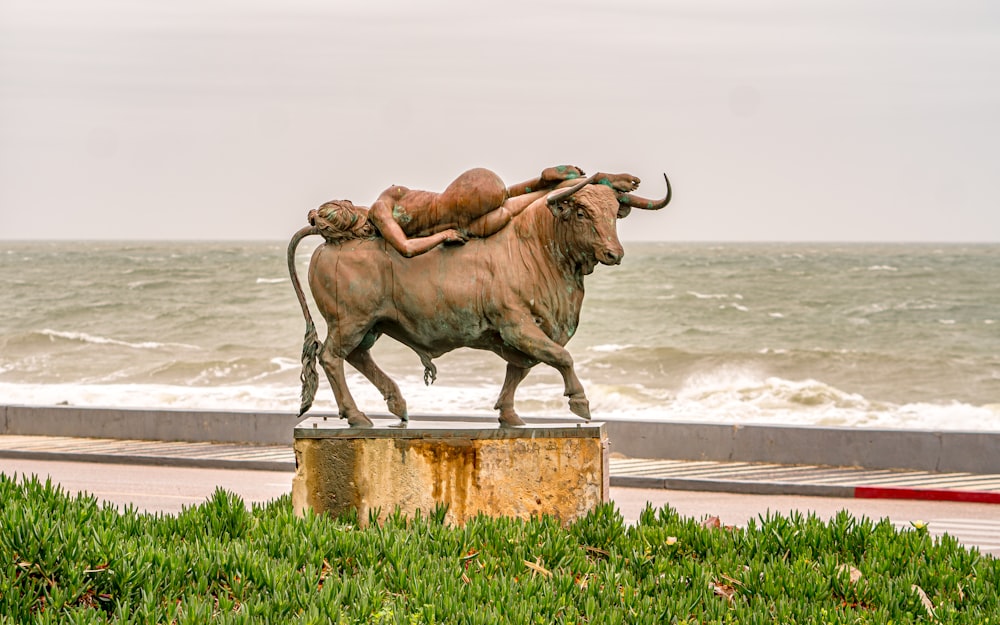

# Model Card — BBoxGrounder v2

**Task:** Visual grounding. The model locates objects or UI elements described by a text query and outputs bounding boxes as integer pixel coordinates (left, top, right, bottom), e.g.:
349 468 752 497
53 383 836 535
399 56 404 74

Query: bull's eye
576 210 585 219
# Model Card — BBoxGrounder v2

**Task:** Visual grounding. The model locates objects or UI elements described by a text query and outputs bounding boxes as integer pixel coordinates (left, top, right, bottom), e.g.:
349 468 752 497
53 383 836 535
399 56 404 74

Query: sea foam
39 329 200 351
4 374 999 433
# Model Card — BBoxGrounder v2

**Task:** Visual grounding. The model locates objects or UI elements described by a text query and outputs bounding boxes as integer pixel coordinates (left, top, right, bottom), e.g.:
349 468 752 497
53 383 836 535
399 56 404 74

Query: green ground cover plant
1 473 998 624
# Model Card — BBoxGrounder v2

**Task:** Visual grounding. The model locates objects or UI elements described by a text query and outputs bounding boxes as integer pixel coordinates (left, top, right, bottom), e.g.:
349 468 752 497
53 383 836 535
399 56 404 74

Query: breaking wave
38 329 200 351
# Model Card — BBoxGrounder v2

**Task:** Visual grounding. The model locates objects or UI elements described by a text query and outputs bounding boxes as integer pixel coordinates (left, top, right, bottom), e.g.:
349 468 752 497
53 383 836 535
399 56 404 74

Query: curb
610 476 1000 504
609 475 855 498
853 486 1000 505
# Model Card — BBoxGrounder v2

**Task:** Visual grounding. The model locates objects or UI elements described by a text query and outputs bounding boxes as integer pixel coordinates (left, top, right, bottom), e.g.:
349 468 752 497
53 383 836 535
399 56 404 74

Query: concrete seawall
3 404 999 474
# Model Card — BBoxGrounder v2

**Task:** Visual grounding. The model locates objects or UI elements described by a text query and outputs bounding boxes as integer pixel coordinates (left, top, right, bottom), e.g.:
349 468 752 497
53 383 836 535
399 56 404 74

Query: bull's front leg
497 323 591 420
494 363 531 426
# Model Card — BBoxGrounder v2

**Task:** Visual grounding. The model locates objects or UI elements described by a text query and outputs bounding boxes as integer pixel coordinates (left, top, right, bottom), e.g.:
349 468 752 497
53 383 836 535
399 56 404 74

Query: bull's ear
617 204 633 219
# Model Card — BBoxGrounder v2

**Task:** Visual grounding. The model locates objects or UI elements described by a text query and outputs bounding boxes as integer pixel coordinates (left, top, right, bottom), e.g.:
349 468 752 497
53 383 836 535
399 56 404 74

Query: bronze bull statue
287 171 671 427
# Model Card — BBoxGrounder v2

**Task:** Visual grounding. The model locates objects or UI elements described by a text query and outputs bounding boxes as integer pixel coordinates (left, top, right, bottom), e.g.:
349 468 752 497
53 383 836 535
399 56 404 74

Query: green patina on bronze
392 204 412 225
359 329 378 352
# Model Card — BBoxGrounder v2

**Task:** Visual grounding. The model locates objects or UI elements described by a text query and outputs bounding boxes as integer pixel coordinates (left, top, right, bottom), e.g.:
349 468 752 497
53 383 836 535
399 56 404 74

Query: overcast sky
1 0 998 241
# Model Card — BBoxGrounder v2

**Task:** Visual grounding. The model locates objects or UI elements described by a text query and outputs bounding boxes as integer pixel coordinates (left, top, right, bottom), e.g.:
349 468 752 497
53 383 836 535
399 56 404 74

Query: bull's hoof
386 395 408 422
498 410 526 427
568 396 591 420
343 410 373 428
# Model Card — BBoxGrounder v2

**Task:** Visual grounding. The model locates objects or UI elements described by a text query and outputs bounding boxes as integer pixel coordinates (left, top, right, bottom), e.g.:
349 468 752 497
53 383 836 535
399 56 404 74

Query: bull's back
307 239 393 323
308 233 532 354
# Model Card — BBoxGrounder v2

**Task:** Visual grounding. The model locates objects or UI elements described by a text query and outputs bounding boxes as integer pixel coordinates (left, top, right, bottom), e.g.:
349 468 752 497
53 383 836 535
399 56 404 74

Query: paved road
4 458 998 556
3 458 291 514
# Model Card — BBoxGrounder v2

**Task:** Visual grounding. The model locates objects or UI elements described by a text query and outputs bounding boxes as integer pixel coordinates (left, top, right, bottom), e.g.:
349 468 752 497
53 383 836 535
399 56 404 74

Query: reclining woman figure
367 165 640 257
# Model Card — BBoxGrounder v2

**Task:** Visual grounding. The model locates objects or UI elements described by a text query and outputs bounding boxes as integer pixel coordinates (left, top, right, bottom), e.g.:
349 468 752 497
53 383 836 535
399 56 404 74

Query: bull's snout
598 246 624 266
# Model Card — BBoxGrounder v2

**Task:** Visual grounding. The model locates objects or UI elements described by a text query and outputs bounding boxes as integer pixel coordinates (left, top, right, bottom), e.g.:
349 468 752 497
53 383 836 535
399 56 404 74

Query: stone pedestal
292 417 609 525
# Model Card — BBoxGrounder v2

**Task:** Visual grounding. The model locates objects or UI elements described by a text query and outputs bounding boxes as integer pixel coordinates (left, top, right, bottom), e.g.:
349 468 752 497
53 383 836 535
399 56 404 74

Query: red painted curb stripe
855 486 1000 505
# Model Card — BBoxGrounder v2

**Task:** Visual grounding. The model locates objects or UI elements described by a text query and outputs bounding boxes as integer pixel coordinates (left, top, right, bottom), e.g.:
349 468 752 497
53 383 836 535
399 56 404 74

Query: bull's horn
618 173 672 210
546 174 601 207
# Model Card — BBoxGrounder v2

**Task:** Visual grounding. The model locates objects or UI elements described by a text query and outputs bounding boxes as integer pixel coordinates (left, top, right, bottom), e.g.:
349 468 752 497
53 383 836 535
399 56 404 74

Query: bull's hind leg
319 337 373 427
494 363 530 427
346 347 408 422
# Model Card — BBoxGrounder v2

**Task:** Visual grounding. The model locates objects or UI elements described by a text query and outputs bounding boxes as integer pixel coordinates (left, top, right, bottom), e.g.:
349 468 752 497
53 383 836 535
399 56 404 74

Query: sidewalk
3 434 1000 505
0 435 293 471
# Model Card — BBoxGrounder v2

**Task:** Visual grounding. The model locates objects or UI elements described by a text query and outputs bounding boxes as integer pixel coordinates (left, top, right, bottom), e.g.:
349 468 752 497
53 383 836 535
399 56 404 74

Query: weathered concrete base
292 417 609 525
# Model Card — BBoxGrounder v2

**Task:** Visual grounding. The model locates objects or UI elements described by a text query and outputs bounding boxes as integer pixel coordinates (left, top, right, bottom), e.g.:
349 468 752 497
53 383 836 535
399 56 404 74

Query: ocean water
1 241 998 431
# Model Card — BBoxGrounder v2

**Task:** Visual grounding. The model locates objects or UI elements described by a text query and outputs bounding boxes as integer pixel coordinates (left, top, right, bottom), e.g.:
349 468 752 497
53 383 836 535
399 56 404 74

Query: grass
1 472 998 624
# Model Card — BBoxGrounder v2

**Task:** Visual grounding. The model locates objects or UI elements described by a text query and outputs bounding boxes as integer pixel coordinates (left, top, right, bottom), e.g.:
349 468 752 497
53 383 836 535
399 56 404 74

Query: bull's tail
287 225 321 416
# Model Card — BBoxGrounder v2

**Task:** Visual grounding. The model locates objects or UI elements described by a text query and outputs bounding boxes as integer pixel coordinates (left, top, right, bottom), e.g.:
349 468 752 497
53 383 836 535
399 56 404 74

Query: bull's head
546 172 672 272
